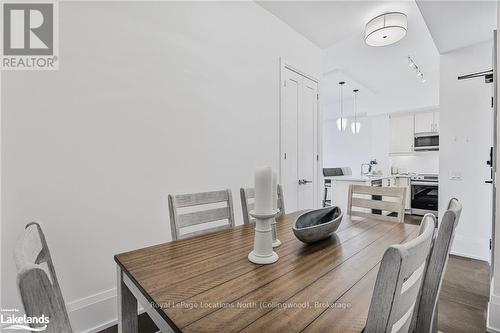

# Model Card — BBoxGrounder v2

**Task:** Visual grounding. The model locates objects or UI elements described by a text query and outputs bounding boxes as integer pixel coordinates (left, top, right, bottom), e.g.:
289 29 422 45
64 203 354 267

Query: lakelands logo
1 309 49 331
1 1 59 70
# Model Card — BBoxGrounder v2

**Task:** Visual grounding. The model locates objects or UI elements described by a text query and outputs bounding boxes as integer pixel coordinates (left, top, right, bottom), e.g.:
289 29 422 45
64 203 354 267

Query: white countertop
326 174 411 182
326 175 385 182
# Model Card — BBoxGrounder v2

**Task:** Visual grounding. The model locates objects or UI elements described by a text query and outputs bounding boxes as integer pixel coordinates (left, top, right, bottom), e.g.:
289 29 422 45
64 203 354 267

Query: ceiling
320 0 440 116
257 1 424 49
416 1 497 54
258 1 440 116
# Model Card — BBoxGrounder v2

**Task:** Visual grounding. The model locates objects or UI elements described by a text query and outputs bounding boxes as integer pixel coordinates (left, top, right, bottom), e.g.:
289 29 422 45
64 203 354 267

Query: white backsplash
390 152 439 174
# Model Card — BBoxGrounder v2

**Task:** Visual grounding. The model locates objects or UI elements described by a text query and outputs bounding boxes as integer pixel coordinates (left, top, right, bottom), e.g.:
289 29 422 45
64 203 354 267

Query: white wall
390 153 439 174
322 117 372 175
322 114 393 176
439 40 493 261
369 114 391 174
0 2 323 332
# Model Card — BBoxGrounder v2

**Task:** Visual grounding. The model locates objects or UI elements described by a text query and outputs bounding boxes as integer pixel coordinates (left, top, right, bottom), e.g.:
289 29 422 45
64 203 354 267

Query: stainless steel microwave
414 132 439 151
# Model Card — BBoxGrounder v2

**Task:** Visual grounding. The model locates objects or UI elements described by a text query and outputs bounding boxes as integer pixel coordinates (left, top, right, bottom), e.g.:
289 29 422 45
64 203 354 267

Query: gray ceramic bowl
292 207 343 243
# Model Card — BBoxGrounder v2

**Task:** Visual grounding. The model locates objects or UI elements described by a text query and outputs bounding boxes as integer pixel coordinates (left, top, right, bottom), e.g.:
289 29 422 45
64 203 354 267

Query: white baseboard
67 288 118 333
450 249 490 262
67 287 146 333
67 288 117 313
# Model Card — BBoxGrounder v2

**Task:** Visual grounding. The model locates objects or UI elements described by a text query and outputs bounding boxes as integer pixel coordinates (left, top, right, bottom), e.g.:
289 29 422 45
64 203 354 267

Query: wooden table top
115 211 419 333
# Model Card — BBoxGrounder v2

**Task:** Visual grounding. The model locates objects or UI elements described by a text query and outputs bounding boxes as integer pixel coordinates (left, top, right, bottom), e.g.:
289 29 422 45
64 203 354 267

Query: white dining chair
411 198 462 333
364 214 436 333
14 222 73 333
168 189 235 240
240 184 285 225
348 184 407 223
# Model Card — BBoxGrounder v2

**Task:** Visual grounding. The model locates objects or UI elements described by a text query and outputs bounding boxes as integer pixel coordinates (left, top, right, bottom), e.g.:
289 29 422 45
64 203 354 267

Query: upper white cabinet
433 112 439 132
389 114 414 154
414 111 439 133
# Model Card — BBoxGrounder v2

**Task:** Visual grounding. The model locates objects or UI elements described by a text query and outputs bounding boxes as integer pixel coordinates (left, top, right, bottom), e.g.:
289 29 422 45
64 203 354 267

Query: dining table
114 211 419 333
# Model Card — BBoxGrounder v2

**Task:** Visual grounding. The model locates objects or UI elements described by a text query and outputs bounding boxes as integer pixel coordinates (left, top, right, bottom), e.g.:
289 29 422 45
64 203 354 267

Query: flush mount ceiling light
365 12 407 47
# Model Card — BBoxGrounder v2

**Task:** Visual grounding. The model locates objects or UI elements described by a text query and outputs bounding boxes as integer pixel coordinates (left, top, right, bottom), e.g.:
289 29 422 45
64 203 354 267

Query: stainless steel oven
411 174 438 216
414 132 439 151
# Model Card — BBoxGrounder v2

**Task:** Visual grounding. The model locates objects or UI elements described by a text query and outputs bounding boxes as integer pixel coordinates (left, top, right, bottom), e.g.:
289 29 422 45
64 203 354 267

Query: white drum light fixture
365 12 407 47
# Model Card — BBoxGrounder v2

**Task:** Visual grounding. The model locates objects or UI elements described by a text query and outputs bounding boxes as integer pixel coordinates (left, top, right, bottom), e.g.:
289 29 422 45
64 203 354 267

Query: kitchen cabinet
389 114 414 154
414 111 439 133
382 177 397 187
433 112 439 132
382 176 411 210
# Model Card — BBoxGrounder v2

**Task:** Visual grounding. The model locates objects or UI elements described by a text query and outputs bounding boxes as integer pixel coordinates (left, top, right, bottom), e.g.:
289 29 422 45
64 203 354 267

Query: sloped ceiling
416 0 496 54
257 1 440 115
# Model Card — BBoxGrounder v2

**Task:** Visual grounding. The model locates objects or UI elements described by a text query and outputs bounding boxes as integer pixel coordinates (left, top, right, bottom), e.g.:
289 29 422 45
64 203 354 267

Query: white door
281 67 318 212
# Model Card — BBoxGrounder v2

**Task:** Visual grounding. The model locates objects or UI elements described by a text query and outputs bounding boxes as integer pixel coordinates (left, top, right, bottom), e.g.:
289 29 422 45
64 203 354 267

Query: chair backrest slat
365 215 436 333
240 184 285 224
412 198 462 333
169 189 235 240
350 211 402 223
178 207 231 227
14 222 72 333
348 184 406 223
351 197 402 212
173 190 230 208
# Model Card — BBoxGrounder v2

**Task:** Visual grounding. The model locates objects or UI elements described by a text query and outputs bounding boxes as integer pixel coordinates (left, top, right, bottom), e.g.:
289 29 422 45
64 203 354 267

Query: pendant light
336 81 347 131
351 89 361 134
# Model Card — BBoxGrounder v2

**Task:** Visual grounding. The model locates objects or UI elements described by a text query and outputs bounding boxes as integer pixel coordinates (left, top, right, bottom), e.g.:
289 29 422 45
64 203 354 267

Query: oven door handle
411 181 439 186
414 146 439 151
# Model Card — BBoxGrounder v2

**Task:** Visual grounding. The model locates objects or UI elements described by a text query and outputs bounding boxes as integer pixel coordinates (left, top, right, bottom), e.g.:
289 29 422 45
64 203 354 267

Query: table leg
117 265 138 333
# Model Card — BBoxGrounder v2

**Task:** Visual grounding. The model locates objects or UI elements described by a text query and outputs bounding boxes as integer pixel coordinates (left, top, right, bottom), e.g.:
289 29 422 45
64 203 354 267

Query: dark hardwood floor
100 215 490 333
99 313 158 333
438 255 490 333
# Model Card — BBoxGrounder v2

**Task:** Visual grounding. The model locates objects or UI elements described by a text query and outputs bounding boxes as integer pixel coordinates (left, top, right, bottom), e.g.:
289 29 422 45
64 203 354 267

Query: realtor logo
1 308 49 331
1 1 59 70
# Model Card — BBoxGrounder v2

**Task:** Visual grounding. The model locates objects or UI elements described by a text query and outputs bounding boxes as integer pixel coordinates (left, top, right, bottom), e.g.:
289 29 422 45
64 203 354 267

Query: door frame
489 29 500 333
279 57 321 208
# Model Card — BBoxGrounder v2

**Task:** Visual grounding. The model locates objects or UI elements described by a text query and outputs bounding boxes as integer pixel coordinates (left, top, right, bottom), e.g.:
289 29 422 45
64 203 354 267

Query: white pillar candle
272 171 278 211
254 166 273 214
